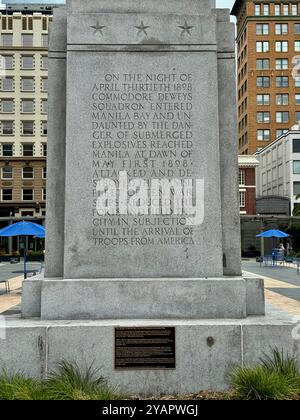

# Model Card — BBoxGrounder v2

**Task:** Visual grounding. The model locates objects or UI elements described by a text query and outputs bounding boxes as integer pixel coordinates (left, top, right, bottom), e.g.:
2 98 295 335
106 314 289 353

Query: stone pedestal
1 0 298 395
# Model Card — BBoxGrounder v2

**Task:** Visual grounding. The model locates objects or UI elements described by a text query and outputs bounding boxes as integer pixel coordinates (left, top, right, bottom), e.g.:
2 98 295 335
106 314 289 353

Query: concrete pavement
0 262 41 315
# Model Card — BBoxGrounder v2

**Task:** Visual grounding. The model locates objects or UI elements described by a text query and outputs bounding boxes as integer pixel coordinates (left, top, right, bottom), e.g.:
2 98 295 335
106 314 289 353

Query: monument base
21 275 265 320
0 309 299 395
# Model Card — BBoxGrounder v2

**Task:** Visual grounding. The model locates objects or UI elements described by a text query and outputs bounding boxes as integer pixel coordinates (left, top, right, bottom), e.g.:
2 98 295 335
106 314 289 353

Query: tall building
238 155 259 215
256 125 300 215
232 1 300 155
0 2 56 220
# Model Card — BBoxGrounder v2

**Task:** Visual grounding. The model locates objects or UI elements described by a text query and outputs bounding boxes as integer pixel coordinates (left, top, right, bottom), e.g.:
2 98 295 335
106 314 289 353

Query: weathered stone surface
1 311 299 394
0 326 46 378
44 8 67 278
40 278 247 320
244 274 265 316
22 278 43 318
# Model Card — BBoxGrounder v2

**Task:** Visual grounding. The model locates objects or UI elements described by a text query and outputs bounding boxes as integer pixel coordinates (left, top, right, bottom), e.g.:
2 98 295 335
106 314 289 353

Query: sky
217 0 235 9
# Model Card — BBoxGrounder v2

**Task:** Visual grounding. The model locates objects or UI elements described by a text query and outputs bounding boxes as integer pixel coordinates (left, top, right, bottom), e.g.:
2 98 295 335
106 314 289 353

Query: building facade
232 0 300 155
239 155 259 215
256 126 300 214
0 3 54 219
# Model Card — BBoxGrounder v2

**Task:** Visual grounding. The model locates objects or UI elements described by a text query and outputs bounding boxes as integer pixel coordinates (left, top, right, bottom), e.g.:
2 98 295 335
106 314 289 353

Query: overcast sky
217 0 235 8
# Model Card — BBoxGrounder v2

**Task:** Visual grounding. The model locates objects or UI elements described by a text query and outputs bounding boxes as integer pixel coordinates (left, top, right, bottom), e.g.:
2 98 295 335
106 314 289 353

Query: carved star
178 20 194 36
91 22 106 36
135 21 150 36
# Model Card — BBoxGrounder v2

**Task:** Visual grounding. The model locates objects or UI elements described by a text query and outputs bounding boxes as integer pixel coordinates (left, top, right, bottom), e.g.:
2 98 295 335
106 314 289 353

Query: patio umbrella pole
23 236 27 280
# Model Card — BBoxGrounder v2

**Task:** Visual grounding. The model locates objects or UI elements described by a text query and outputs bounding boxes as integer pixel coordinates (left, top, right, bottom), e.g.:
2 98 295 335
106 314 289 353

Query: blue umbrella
35 232 45 239
256 229 290 238
0 221 45 279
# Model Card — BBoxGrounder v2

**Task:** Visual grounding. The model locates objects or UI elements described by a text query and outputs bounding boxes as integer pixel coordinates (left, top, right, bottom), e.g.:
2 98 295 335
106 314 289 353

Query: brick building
232 0 300 155
239 155 259 214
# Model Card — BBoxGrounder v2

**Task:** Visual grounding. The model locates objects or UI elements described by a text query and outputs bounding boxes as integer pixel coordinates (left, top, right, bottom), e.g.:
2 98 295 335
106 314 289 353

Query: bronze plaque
115 327 176 370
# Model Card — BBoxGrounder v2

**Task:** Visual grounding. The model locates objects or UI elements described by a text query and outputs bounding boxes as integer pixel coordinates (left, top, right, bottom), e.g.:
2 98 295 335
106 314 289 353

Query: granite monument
0 0 298 395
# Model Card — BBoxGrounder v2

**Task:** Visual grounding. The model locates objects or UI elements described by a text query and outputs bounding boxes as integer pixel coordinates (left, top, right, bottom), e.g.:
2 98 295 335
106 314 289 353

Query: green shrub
0 362 124 400
44 361 123 400
231 348 300 400
0 372 45 400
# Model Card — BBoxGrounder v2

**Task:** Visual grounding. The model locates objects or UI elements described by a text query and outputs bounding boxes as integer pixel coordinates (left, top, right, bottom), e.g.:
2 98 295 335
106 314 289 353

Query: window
292 4 298 15
41 78 48 92
43 167 47 179
263 4 269 15
42 144 47 157
276 94 289 105
21 211 34 217
43 189 46 201
294 182 300 195
1 121 13 135
295 23 300 34
295 77 300 87
276 76 289 87
1 34 13 47
296 41 300 52
1 99 13 113
21 55 34 69
256 24 269 35
257 94 270 105
22 121 34 136
22 143 33 157
276 129 288 138
255 4 261 15
1 77 13 91
293 139 300 152
22 167 33 179
21 78 34 92
42 34 48 48
283 4 289 15
240 191 245 208
294 161 300 174
3 56 13 69
275 4 280 15
41 56 48 70
296 111 300 122
296 94 300 105
1 167 12 179
276 59 289 70
257 129 270 141
239 170 245 185
256 59 269 69
22 189 33 201
41 100 48 114
21 99 34 113
42 121 47 136
276 112 289 123
2 189 12 201
276 41 288 52
22 34 33 47
257 41 269 52
275 24 288 35
257 112 270 123
257 76 270 87
2 144 13 157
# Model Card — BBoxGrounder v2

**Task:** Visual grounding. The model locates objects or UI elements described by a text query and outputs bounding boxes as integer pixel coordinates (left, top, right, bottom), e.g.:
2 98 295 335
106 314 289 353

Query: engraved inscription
115 327 176 370
90 71 200 247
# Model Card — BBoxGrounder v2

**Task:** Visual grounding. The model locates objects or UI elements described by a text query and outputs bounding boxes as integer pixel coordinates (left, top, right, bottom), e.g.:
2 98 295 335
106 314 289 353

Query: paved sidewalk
0 262 41 315
243 260 300 316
